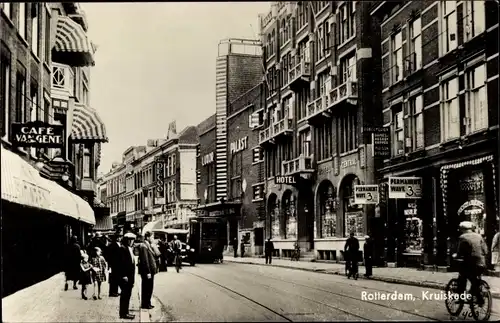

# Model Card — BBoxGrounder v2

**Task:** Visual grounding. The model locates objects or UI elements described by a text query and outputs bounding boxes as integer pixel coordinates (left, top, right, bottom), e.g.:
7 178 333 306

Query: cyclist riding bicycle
172 235 182 269
454 221 488 306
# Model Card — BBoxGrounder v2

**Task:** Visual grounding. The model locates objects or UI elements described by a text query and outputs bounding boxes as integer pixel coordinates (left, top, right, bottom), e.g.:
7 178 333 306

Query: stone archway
281 190 296 239
316 180 337 239
267 193 279 239
338 174 362 237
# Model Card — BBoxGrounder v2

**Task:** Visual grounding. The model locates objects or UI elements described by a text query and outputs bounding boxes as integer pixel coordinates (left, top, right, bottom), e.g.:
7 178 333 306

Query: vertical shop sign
154 157 165 205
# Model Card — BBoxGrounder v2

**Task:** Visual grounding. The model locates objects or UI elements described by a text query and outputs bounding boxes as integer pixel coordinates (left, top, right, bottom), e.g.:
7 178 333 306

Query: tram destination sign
354 185 379 204
275 175 296 185
388 177 422 199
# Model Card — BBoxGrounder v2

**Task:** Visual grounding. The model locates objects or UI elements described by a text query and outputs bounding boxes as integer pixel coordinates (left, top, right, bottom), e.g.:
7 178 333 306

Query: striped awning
53 16 95 67
71 103 108 142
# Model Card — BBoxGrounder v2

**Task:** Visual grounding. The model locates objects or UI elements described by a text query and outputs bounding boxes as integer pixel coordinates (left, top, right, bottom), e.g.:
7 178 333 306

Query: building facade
259 1 381 260
1 2 107 296
371 0 499 269
196 114 217 206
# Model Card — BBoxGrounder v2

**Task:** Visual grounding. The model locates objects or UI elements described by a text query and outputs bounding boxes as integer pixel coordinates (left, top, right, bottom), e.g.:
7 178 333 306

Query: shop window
283 193 297 239
269 197 280 239
342 176 363 237
456 168 486 235
320 183 336 238
465 64 488 134
404 201 423 254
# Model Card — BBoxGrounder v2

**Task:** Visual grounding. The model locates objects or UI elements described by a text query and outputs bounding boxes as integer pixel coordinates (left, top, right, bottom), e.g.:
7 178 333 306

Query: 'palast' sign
230 136 248 154
11 122 64 148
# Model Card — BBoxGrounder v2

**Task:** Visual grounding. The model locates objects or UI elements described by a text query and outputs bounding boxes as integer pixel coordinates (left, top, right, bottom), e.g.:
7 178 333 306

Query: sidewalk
225 256 500 299
2 272 150 322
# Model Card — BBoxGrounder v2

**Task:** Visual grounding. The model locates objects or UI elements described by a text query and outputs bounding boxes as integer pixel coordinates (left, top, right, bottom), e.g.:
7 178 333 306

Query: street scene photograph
2 1 500 322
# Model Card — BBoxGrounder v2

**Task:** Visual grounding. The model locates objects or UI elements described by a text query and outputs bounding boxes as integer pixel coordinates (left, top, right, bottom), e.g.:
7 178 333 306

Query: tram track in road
198 264 441 321
188 270 384 321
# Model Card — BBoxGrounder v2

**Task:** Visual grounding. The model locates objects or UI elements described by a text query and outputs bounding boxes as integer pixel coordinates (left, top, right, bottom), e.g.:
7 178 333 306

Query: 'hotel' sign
275 175 296 185
11 121 64 148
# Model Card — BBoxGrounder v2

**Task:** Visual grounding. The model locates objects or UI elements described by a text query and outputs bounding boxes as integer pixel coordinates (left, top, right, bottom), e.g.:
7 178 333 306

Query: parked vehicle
188 217 226 263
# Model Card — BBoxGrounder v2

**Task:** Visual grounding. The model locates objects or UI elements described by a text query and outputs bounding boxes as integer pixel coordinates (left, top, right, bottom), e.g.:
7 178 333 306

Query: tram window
201 223 219 239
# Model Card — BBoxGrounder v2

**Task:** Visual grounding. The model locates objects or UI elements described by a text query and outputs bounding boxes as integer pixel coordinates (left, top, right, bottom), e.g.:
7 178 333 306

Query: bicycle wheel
470 280 492 321
445 278 464 316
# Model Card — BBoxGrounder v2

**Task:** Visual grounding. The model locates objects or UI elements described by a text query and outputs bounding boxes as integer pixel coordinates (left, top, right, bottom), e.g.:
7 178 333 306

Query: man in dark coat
106 234 122 297
114 232 137 320
363 235 374 278
344 232 360 279
158 236 169 271
64 235 81 291
138 231 158 309
265 238 275 264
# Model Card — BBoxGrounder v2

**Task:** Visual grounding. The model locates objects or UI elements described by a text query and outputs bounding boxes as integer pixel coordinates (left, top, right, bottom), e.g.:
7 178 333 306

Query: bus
188 217 226 263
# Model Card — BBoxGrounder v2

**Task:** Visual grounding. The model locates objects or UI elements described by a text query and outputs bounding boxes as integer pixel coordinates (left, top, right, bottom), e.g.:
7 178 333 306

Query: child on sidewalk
90 247 108 300
79 251 93 300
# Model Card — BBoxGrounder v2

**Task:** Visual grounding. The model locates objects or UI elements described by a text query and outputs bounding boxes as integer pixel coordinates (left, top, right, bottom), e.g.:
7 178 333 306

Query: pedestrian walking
344 232 360 280
115 232 137 320
264 238 274 264
240 241 246 258
64 235 82 291
90 247 108 300
492 230 500 271
363 235 374 278
138 231 157 310
79 251 93 300
232 238 238 257
106 233 122 297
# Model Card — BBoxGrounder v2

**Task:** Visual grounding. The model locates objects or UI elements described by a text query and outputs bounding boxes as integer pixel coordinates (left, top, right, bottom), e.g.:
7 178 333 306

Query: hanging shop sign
202 152 214 166
388 177 422 199
230 136 248 154
354 185 379 204
275 175 296 185
363 126 390 158
154 157 165 205
11 121 64 148
457 200 484 217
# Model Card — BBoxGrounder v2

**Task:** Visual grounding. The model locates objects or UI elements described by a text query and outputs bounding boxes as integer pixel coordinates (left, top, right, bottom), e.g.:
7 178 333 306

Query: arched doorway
282 190 297 239
317 180 337 238
297 188 314 250
339 174 362 237
267 193 280 239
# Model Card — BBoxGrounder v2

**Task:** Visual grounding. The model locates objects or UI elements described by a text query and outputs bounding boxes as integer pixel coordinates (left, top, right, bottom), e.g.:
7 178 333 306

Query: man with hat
114 232 137 320
455 221 488 306
106 232 123 297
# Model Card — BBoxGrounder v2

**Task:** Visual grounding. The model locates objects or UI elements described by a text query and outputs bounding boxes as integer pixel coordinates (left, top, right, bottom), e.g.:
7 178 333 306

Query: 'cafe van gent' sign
11 122 64 148
230 136 248 154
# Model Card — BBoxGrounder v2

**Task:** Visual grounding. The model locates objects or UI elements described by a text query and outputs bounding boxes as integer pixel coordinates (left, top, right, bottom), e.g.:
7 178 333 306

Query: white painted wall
180 149 197 200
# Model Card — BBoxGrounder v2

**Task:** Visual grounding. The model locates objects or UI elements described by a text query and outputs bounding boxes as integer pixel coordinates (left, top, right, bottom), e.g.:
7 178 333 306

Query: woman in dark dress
64 236 82 291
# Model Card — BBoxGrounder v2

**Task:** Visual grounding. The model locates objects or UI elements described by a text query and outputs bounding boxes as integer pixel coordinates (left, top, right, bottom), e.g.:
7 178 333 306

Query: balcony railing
282 155 314 176
305 95 329 120
288 58 311 85
81 178 97 192
272 118 293 137
259 126 273 145
328 80 358 108
52 63 75 96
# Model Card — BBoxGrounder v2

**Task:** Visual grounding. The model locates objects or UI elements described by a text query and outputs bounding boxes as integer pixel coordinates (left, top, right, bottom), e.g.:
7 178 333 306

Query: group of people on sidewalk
63 230 179 320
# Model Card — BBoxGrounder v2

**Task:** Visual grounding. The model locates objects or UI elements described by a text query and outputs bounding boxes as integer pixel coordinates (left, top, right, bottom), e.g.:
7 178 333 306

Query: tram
188 216 226 263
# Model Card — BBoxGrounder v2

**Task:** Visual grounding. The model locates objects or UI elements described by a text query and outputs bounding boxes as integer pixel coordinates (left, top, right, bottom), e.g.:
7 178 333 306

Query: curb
135 280 150 323
226 260 500 299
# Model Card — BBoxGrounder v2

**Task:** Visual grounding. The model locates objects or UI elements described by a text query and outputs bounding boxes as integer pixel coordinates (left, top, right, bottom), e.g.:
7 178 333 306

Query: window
409 18 422 72
464 1 485 41
252 185 264 201
317 71 330 98
316 123 333 161
30 82 37 121
297 3 307 30
393 104 404 156
82 74 89 105
31 4 39 56
316 25 324 61
1 3 12 19
280 19 286 46
391 31 403 83
83 148 91 178
337 110 355 152
409 95 424 150
324 20 331 56
441 1 457 54
299 129 311 156
441 77 460 140
253 147 264 163
270 29 275 56
15 71 26 123
340 52 356 85
1 48 11 139
18 3 27 40
43 95 49 122
172 155 176 174
465 64 488 133
172 180 176 201
339 1 356 44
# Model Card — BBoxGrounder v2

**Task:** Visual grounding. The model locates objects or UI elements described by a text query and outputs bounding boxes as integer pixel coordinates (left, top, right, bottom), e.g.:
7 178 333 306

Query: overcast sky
81 2 271 174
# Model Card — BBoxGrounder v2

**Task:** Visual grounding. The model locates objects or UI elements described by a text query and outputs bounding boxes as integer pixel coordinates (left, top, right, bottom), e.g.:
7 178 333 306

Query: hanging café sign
11 121 64 148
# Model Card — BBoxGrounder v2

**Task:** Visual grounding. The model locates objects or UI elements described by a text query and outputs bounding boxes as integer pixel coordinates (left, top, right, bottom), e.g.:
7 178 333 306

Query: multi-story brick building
371 0 499 269
1 2 107 295
195 38 264 253
258 1 382 260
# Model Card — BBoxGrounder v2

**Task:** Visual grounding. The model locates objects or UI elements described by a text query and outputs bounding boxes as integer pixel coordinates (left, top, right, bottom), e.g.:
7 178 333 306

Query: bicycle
444 259 492 321
174 253 182 273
